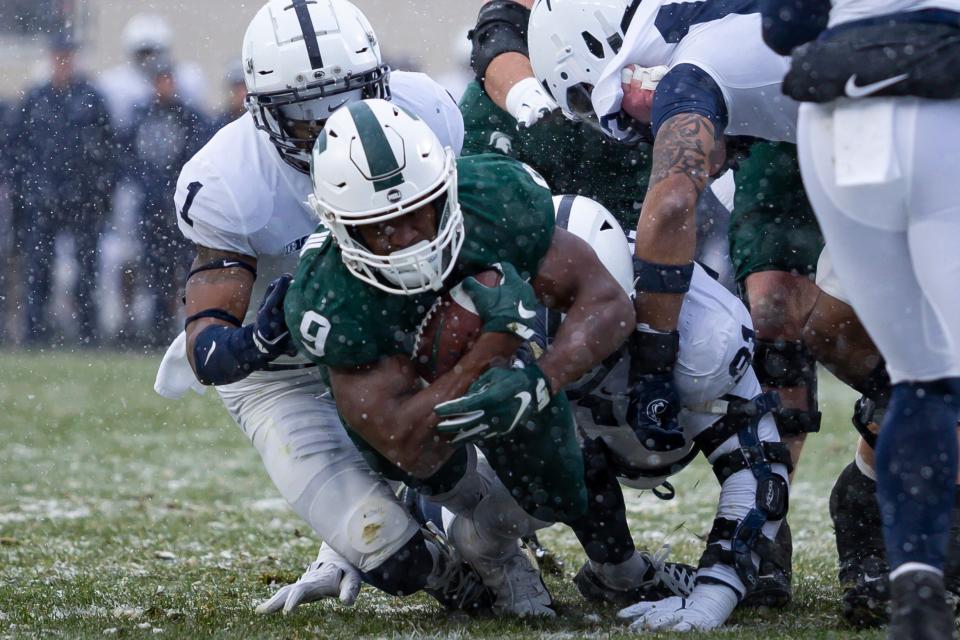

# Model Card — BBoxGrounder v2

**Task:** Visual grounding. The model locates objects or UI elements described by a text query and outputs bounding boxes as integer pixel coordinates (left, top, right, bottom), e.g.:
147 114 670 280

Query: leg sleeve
217 370 420 572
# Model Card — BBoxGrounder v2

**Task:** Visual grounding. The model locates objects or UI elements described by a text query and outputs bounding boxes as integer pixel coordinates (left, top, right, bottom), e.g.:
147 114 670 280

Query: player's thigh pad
675 267 756 413
217 370 420 571
798 99 960 383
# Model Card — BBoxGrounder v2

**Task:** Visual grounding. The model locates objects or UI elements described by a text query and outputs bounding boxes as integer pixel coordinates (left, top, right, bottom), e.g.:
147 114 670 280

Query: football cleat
421 522 494 612
887 570 958 640
830 461 890 626
742 520 793 608
574 546 697 606
841 554 890 628
447 515 556 618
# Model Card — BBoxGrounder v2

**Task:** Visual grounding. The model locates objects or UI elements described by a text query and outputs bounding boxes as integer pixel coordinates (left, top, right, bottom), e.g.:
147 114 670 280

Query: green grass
0 351 882 638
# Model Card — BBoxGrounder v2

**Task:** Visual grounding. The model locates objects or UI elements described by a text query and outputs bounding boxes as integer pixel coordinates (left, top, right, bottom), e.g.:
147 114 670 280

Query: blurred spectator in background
0 99 18 345
97 14 207 131
124 56 210 348
213 59 247 131
96 13 207 343
14 31 115 348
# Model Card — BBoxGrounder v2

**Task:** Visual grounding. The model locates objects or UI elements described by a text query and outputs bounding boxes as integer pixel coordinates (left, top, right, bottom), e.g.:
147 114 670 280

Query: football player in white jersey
549 196 791 631
762 1 960 637
158 0 527 615
526 0 799 464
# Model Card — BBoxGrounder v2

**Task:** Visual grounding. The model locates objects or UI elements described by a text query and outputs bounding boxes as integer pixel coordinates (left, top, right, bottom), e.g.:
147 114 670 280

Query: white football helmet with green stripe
308 99 463 295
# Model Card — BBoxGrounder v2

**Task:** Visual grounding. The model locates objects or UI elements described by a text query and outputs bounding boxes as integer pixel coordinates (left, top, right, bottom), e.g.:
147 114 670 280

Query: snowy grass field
0 351 885 639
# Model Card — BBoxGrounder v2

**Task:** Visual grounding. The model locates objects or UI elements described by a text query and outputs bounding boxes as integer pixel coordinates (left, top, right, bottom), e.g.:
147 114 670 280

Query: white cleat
447 514 556 618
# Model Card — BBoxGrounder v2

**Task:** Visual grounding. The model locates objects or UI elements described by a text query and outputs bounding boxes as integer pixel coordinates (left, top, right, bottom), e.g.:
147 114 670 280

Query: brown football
412 270 502 382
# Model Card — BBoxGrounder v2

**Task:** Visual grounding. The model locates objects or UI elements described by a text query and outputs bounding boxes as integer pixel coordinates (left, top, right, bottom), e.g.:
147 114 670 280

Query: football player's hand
505 77 559 129
253 274 298 358
435 363 551 443
617 583 738 632
460 262 538 341
255 544 361 614
626 371 686 452
619 64 668 124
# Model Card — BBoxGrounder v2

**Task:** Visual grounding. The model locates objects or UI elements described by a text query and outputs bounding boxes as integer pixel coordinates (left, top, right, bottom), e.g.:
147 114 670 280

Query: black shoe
841 554 891 628
888 570 957 640
742 520 793 608
574 548 696 606
830 461 891 626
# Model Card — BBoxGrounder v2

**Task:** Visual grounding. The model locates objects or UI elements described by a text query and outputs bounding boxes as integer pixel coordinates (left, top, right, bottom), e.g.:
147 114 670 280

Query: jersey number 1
180 182 204 227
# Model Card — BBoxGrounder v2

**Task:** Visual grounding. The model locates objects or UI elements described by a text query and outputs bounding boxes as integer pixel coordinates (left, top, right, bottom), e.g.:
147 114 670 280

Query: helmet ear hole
581 31 605 58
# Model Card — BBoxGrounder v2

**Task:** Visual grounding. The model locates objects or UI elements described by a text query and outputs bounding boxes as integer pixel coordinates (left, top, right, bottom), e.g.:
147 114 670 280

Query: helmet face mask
246 65 390 172
309 100 464 296
243 0 389 173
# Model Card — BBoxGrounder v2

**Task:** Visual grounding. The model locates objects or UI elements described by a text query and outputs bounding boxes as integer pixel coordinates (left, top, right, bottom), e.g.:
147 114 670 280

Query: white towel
154 331 206 399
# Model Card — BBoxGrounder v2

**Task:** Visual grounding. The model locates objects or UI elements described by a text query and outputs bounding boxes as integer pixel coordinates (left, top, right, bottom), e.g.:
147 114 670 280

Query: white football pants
217 368 420 571
798 98 960 384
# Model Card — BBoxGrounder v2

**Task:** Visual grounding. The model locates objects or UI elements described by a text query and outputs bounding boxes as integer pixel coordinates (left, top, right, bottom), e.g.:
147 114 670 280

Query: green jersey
283 153 588 524
459 81 653 230
284 153 556 370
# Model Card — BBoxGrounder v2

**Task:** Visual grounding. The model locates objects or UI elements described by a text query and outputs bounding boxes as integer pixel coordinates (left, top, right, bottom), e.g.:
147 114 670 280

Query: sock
875 378 960 571
568 437 636 564
361 533 431 596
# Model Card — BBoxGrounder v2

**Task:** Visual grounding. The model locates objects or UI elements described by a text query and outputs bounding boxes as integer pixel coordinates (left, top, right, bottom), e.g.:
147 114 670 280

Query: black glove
252 274 297 358
626 330 686 452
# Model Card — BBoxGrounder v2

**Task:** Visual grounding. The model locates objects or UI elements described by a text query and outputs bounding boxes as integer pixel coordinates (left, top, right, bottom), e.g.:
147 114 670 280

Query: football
411 270 502 382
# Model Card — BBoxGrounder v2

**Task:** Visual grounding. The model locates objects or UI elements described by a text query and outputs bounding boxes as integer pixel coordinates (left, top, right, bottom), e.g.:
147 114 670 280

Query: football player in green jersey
285 99 691 617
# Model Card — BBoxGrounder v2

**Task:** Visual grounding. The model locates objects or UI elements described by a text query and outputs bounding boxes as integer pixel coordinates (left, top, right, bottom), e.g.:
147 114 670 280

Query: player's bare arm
481 0 535 109
329 332 522 479
532 227 634 393
472 0 556 127
183 245 257 372
634 113 725 331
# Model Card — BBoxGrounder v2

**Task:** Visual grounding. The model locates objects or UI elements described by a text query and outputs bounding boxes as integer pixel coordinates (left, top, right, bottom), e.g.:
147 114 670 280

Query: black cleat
841 554 891 628
574 547 696 606
742 520 793 608
830 461 891 627
887 570 957 640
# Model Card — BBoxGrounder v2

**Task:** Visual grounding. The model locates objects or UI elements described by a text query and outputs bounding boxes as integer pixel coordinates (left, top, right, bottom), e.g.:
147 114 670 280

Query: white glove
255 543 362 614
505 77 559 129
617 583 739 632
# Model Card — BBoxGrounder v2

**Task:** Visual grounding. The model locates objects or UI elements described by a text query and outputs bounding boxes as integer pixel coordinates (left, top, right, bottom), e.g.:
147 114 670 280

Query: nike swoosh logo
204 341 217 366
517 302 537 320
327 99 349 113
222 261 240 268
845 73 909 98
509 391 532 432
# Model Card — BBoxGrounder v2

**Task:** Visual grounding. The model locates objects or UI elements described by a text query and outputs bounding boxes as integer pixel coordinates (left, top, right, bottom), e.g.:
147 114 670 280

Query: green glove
435 363 552 444
459 262 538 341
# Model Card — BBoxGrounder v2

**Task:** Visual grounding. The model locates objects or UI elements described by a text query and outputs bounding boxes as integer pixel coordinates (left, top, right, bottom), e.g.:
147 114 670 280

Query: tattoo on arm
649 114 725 190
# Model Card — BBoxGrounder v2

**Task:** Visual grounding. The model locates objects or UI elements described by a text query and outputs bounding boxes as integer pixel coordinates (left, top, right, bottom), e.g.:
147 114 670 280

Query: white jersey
829 0 960 26
173 70 464 343
592 1 798 142
571 265 758 488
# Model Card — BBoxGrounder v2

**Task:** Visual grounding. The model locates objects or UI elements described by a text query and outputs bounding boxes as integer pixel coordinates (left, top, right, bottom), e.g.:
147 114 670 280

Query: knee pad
693 392 792 594
753 339 822 435
754 339 816 389
851 396 881 449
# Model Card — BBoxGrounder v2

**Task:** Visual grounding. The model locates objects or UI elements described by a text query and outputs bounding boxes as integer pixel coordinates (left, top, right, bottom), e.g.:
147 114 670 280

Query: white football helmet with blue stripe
242 0 389 172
